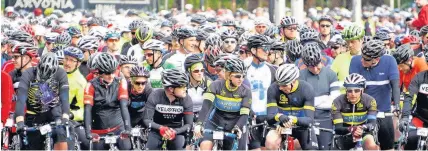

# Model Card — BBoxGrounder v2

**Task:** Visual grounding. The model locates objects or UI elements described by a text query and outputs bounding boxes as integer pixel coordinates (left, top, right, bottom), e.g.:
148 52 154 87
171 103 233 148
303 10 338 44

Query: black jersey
403 71 428 124
331 93 377 126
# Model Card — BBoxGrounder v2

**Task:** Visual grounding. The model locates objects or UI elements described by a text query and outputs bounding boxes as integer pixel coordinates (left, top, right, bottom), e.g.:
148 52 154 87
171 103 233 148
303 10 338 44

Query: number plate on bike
213 131 224 140
281 128 292 135
417 128 428 137
314 127 320 135
105 136 117 144
131 128 140 137
39 124 52 135
5 119 13 127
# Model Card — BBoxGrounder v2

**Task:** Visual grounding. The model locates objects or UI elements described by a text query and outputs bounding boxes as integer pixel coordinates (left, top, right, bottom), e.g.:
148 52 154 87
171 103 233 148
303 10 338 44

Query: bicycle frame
203 128 238 151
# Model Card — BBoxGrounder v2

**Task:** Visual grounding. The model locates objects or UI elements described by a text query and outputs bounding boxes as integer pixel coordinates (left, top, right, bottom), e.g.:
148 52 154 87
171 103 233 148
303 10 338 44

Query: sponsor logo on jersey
155 104 183 114
279 94 288 104
357 102 364 110
419 84 428 94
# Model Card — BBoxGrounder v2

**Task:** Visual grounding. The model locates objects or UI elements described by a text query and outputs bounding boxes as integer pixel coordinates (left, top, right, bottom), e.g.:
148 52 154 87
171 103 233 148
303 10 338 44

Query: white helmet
275 64 299 85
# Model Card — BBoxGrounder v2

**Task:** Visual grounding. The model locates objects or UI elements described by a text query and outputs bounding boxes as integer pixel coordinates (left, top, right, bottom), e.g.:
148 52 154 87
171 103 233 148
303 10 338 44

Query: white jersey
127 44 144 63
163 51 190 71
247 62 273 115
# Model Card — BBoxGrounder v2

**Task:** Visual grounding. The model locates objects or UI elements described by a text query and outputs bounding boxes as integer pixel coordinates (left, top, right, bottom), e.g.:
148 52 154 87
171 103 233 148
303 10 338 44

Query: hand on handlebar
231 125 242 139
348 126 363 138
393 104 401 117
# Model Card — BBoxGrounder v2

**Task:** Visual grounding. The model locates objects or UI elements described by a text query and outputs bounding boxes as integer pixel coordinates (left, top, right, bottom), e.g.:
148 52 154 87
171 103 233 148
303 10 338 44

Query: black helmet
10 30 34 44
374 31 391 41
363 36 373 45
392 44 413 64
285 39 302 62
128 19 145 31
362 40 386 58
130 65 150 78
225 58 246 73
264 25 278 38
184 54 203 72
271 41 286 51
96 53 118 73
205 34 222 48
196 29 209 41
199 24 216 34
162 69 189 88
37 52 59 82
300 31 320 44
247 35 271 50
302 43 322 66
172 27 197 40
190 15 206 24
220 29 239 40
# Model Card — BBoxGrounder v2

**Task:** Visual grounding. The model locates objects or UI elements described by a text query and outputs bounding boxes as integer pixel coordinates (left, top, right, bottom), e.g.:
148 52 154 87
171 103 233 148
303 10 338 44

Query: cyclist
128 65 153 127
77 35 99 77
103 30 122 57
299 43 340 150
119 55 138 81
163 26 198 70
220 29 239 53
38 32 58 57
15 52 70 150
143 69 193 150
284 39 302 63
195 29 209 53
203 44 223 81
246 34 277 150
267 41 286 67
127 25 154 63
331 73 378 150
264 64 318 150
332 25 365 93
349 40 400 150
318 15 334 45
141 39 175 88
83 52 132 150
63 46 89 149
222 20 237 31
254 19 269 35
121 19 145 55
374 31 392 51
67 26 82 47
9 43 38 92
190 15 206 28
194 58 251 150
325 34 347 59
279 16 298 42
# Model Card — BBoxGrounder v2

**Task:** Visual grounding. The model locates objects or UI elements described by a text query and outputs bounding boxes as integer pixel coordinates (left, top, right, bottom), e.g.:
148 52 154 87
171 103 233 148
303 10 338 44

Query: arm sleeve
197 83 216 123
236 89 252 129
296 84 315 127
58 70 70 116
266 85 281 125
391 79 401 106
84 104 92 133
174 97 193 134
143 91 162 130
15 71 31 117
412 6 428 29
403 72 423 117
331 98 349 135
388 57 400 105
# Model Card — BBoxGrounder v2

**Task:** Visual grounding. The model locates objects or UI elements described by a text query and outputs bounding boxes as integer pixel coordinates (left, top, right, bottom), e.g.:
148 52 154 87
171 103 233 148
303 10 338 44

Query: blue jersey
349 55 399 112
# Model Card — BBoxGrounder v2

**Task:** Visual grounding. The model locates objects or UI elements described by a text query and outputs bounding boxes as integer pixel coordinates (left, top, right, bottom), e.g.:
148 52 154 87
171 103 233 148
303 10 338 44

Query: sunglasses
134 81 147 86
320 24 331 28
131 32 136 35
346 89 362 94
224 40 236 44
259 45 272 51
99 71 114 75
192 69 205 73
215 67 223 73
384 43 390 47
331 46 340 49
73 35 82 38
144 53 154 57
231 74 245 79
362 56 373 62
285 26 298 30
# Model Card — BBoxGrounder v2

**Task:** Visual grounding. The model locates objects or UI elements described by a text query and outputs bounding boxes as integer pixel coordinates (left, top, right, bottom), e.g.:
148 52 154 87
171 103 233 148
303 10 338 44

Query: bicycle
277 125 296 151
22 120 70 151
406 126 428 151
1 113 19 150
332 124 374 151
203 127 239 151
313 122 335 149
129 125 149 150
89 132 129 151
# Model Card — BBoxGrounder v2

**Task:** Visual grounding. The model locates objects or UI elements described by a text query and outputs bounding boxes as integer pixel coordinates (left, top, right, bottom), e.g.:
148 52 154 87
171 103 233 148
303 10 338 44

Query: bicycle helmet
374 31 391 41
199 24 216 34
328 34 346 46
238 31 253 45
89 26 107 40
96 53 118 73
54 49 65 63
300 31 320 44
377 27 394 34
275 64 299 85
161 69 189 88
11 42 38 58
342 25 365 41
37 52 59 81
67 26 82 36
401 35 419 44
172 27 197 40
392 44 413 64
220 29 239 40
343 73 366 89
87 52 102 70
10 31 34 44
318 15 334 24
77 36 99 51
119 55 138 65
153 31 167 40
64 47 84 61
51 25 65 34
298 25 310 33
56 32 72 46
285 39 303 62
362 40 386 58
224 58 246 73
302 43 322 66
205 34 222 48
271 41 286 51
425 47 428 63
160 21 173 28
214 53 238 68
20 24 35 36
184 54 204 72
196 29 209 41
141 39 164 51
135 26 154 42
190 15 206 24
88 17 102 26
104 30 120 40
247 34 271 50
206 17 217 23
205 45 222 66
264 25 278 38
280 16 297 28
420 25 428 37
44 32 59 43
363 36 373 45
128 19 145 31
222 20 236 27
161 36 172 45
130 65 150 78
410 30 420 37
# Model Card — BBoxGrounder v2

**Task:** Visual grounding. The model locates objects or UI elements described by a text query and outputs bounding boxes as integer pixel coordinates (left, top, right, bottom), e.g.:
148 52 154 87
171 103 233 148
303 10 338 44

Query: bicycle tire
12 135 20 151
44 137 53 151
74 133 81 151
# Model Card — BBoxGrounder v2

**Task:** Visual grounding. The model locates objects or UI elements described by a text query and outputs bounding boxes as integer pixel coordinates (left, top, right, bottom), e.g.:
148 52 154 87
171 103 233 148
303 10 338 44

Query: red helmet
21 24 35 37
401 35 419 44
11 42 38 58
34 8 42 16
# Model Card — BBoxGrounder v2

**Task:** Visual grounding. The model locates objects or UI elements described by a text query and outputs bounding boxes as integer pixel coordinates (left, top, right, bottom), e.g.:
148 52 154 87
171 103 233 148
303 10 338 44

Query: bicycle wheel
212 140 218 151
11 135 21 151
74 133 81 151
2 129 9 150
44 137 53 150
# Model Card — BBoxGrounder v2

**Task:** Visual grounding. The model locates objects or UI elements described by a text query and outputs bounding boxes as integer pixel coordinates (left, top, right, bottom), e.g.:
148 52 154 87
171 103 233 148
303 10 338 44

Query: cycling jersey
143 89 193 134
67 69 87 122
142 61 175 88
247 62 276 116
295 55 333 70
349 55 400 112
83 77 129 130
128 81 153 126
187 77 212 112
299 67 340 109
127 44 144 63
162 51 192 71
1 71 13 123
399 57 428 91
331 93 377 134
198 79 252 130
15 67 70 116
266 80 315 127
331 52 353 93
403 71 428 124
79 61 89 77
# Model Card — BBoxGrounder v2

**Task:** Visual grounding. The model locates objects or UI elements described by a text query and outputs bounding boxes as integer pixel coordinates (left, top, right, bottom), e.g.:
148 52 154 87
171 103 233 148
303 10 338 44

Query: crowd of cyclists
1 0 428 150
